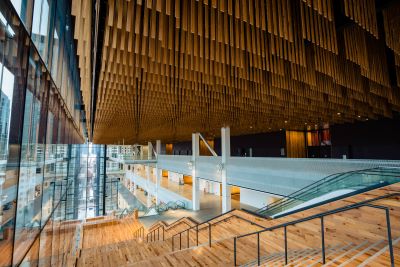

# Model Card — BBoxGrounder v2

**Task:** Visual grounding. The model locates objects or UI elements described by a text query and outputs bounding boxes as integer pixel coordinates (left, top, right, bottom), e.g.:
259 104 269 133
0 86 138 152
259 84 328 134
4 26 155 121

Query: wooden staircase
68 183 400 266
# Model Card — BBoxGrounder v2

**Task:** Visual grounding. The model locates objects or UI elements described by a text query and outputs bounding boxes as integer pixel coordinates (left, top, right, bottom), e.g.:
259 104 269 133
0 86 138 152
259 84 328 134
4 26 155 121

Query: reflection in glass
10 0 34 32
0 2 30 266
13 47 48 265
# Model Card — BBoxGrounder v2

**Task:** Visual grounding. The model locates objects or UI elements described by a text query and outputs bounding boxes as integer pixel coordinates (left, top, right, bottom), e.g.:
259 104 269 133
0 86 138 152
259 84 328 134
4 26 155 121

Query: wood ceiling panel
72 0 92 138
92 0 400 144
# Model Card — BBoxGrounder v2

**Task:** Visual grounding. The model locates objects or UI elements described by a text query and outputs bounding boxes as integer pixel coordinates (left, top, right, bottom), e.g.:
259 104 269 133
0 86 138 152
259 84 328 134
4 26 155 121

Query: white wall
199 179 220 195
168 171 183 183
240 188 280 209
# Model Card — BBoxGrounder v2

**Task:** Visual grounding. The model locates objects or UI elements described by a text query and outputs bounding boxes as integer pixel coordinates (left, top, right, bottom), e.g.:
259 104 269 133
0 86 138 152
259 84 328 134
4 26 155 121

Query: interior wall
183 175 192 185
165 144 174 155
162 119 400 159
199 179 220 195
240 188 279 209
168 171 183 183
286 131 306 158
171 141 191 155
330 119 400 159
214 131 286 157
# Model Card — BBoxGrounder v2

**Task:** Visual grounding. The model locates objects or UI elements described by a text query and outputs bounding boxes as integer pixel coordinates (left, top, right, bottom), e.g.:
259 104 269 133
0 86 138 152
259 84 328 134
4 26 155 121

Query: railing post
321 217 326 264
180 232 182 250
147 234 148 243
196 225 199 246
172 236 174 251
208 223 212 247
187 229 189 248
234 237 237 266
385 209 395 267
163 226 165 241
284 226 288 265
158 227 160 241
257 232 260 266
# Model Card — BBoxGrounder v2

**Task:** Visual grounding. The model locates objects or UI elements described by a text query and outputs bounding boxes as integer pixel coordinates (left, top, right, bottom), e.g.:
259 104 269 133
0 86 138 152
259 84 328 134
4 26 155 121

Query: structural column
146 142 153 207
221 127 232 213
192 133 200 211
155 140 161 204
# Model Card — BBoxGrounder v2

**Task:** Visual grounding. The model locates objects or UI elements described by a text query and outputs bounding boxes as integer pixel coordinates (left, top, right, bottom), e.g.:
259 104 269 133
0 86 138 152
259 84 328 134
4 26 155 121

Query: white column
192 133 200 210
221 127 232 213
146 142 153 207
155 140 161 204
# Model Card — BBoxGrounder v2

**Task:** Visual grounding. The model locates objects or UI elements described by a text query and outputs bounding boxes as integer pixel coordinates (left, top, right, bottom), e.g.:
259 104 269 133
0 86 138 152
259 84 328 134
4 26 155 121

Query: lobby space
1 0 400 266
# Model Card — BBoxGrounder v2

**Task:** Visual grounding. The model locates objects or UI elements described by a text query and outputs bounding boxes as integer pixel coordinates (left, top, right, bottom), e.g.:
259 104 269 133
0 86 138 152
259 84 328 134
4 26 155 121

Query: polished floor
139 191 258 228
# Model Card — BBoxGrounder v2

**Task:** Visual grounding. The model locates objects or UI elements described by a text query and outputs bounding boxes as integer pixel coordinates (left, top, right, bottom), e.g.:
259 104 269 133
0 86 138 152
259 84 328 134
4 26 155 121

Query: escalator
249 167 400 218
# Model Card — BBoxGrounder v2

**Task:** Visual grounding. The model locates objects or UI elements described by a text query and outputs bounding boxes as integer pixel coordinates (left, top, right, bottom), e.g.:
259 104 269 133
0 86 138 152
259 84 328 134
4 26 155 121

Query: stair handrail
254 167 380 215
133 226 144 239
147 216 198 242
166 209 267 251
233 192 399 266
147 209 240 244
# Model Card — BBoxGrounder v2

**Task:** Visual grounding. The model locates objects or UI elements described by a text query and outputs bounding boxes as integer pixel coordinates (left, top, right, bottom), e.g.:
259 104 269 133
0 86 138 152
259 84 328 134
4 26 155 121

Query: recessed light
284 120 288 123
358 115 361 118
337 112 341 115
366 118 369 121
279 128 282 131
249 126 253 129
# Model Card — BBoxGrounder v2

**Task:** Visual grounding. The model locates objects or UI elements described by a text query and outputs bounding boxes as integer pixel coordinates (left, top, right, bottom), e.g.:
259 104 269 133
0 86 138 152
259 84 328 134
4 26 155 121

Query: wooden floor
20 182 400 267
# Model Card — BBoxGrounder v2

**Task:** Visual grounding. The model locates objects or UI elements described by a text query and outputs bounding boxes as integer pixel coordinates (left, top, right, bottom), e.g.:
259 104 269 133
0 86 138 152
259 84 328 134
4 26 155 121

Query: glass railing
255 167 400 218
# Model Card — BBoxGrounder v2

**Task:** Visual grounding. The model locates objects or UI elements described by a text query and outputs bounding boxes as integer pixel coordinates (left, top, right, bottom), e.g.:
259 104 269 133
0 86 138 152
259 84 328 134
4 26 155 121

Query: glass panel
10 0 34 32
13 47 49 265
0 2 30 266
31 0 55 66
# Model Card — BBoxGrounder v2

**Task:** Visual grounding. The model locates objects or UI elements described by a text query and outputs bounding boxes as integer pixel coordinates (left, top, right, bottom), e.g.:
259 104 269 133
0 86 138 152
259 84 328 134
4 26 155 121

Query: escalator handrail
256 167 381 214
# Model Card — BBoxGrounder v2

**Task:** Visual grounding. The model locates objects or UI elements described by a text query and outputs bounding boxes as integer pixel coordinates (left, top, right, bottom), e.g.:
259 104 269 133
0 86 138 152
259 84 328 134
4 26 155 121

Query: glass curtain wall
0 0 85 266
68 144 106 220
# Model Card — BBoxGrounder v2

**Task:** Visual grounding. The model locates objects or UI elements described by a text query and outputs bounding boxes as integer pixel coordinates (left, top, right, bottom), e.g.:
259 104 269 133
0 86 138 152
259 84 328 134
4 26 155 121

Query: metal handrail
146 216 198 242
256 167 378 213
233 192 399 266
253 166 400 217
133 226 144 239
146 209 237 245
170 209 267 251
270 167 400 210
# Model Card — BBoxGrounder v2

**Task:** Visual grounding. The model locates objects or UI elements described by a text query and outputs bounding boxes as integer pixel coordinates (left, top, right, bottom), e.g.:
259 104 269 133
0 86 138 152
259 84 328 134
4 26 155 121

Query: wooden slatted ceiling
90 0 400 144
72 0 92 138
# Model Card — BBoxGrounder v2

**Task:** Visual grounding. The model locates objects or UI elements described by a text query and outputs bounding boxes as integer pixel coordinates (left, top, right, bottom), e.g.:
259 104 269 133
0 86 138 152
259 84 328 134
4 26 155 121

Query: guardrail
233 192 398 266
170 211 266 251
133 226 144 239
146 216 197 242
